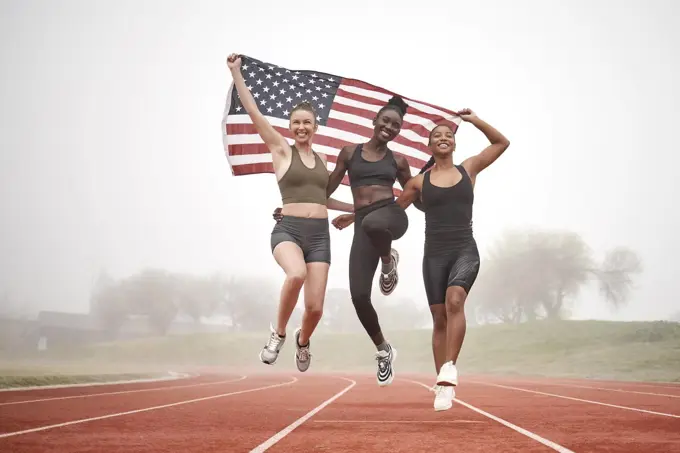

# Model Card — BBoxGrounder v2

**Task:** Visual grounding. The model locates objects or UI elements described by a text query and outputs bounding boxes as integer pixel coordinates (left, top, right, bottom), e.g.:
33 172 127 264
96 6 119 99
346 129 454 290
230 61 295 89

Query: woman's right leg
349 219 397 386
259 236 307 365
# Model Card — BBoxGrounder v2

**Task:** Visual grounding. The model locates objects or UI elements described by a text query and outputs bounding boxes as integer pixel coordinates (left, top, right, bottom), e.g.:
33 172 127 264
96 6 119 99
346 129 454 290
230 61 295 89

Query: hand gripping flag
221 55 460 194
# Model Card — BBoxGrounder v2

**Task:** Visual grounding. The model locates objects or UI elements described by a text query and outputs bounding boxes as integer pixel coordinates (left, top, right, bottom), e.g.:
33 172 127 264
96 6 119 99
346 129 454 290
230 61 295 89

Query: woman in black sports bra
395 109 510 411
326 95 420 387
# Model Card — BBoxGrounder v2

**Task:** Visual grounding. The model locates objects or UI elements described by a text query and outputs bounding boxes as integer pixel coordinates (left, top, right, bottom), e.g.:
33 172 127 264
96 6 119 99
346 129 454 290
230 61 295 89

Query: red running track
0 371 678 452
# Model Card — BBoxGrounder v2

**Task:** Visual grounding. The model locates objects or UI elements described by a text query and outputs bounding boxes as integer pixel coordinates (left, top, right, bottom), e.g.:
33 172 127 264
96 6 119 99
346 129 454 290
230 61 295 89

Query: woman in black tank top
395 109 510 411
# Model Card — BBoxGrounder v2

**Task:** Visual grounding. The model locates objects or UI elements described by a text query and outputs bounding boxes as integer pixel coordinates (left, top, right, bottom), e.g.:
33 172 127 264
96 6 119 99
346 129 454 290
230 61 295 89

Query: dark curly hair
377 95 409 119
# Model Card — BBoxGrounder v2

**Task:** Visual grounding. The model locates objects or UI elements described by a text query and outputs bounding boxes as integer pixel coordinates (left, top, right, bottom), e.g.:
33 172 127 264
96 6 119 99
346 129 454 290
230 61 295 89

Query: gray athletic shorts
271 216 331 264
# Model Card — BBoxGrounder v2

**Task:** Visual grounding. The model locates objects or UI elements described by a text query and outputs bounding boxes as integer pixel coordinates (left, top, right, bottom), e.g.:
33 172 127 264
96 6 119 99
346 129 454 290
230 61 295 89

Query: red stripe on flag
325 117 432 158
336 88 458 134
329 102 433 142
225 124 431 169
342 78 459 117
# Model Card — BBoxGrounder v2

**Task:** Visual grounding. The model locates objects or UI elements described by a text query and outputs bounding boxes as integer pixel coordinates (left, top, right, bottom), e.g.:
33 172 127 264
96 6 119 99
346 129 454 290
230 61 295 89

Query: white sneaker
379 249 399 295
259 323 285 365
375 344 397 386
294 327 311 372
432 384 455 411
436 361 458 386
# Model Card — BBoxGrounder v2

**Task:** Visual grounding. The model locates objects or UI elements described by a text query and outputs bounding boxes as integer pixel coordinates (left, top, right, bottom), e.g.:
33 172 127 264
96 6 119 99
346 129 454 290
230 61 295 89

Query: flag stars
256 79 263 85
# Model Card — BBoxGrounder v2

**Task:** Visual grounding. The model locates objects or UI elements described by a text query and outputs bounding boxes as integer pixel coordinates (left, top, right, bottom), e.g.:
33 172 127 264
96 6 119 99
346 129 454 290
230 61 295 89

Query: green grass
0 373 164 389
6 320 680 383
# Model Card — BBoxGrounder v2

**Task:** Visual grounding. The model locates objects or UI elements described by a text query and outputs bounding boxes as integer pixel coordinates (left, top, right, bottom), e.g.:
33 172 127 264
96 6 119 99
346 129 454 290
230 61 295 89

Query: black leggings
349 198 408 338
422 238 480 305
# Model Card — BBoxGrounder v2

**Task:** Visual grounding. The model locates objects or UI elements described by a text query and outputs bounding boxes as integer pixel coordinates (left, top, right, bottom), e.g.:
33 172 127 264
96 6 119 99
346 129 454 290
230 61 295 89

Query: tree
123 269 179 335
175 272 225 324
222 276 278 331
473 229 643 323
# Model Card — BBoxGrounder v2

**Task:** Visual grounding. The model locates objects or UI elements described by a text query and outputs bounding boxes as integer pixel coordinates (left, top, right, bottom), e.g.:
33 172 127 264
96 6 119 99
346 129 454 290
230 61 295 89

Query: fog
1 0 679 326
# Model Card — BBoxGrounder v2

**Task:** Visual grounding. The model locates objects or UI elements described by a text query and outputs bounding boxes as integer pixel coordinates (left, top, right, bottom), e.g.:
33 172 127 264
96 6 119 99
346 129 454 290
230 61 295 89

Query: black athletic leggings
349 198 408 338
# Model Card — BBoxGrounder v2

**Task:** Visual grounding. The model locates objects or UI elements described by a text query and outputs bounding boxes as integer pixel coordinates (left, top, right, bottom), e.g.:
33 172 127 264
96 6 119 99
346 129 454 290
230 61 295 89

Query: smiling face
288 108 317 145
428 124 456 157
372 108 403 143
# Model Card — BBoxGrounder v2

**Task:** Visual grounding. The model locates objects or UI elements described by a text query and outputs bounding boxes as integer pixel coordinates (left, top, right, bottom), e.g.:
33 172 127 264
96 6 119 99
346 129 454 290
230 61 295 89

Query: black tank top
347 144 398 189
422 165 474 255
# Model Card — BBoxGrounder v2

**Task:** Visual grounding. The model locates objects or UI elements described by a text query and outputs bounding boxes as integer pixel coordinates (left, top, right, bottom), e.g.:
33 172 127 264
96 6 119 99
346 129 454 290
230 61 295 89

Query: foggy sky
1 0 678 321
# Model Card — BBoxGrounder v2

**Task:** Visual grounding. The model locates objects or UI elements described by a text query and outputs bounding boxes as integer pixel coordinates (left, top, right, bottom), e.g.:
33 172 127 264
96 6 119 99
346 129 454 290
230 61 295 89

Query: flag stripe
335 93 459 132
341 79 459 117
225 115 432 163
336 87 459 133
229 133 429 171
329 101 434 143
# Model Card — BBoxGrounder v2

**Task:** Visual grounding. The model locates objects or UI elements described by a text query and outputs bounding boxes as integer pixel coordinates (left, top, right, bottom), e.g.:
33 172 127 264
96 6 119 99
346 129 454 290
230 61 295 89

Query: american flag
221 55 461 194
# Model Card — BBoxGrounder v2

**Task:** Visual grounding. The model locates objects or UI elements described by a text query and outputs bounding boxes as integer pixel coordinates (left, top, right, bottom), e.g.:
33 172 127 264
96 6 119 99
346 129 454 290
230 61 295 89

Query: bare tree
474 229 642 323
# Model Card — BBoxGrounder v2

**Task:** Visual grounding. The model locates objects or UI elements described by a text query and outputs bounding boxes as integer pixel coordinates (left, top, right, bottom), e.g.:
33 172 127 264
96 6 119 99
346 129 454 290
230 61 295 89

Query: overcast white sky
1 0 678 321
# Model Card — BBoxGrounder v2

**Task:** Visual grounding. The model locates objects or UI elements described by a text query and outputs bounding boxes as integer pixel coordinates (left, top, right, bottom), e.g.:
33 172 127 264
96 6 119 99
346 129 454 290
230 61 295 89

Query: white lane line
554 379 680 392
0 371 193 392
0 375 247 406
405 380 575 453
313 419 484 424
473 381 680 418
0 376 298 439
501 380 680 399
249 377 356 453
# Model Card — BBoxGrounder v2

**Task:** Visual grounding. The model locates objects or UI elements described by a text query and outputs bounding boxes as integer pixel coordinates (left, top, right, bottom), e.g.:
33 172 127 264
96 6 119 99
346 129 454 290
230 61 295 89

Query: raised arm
326 145 352 198
395 154 425 212
227 54 288 154
458 109 510 180
395 173 424 211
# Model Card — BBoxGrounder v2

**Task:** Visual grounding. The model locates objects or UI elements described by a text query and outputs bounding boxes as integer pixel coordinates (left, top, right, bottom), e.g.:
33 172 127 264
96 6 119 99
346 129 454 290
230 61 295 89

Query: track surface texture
1 371 678 452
